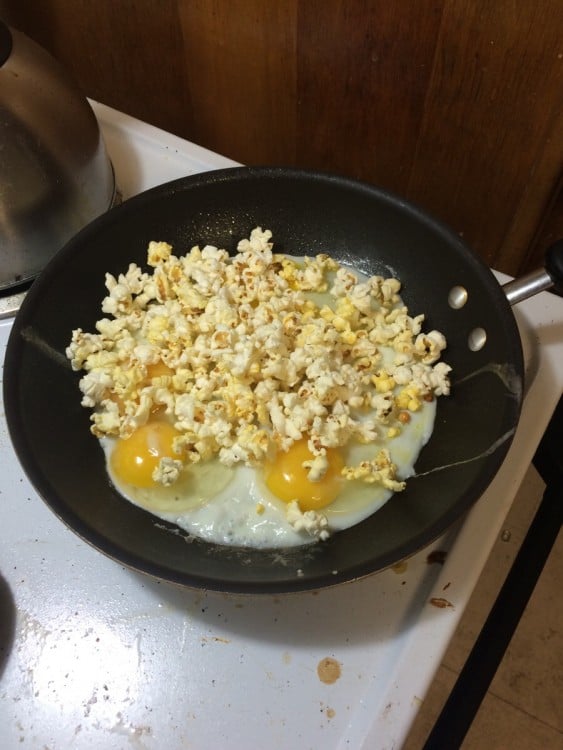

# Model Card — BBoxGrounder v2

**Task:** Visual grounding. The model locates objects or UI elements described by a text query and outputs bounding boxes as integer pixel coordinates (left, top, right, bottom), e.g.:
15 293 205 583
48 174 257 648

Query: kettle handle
0 20 13 66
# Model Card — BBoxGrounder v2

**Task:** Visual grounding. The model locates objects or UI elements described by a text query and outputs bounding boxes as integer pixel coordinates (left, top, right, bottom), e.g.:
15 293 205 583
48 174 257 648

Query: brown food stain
427 550 447 565
201 636 231 644
430 597 454 609
391 560 408 574
317 657 342 684
320 702 336 719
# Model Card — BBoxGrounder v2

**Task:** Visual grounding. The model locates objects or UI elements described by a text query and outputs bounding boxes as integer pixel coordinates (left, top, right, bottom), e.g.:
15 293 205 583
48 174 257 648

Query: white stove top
1 102 562 750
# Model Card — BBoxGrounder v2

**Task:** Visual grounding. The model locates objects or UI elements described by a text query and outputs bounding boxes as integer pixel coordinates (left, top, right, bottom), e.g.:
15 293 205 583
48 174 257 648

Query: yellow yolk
110 421 181 488
265 439 344 511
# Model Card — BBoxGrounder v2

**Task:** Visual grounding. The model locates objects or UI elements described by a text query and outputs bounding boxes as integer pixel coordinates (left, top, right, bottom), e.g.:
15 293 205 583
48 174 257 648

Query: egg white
322 399 436 530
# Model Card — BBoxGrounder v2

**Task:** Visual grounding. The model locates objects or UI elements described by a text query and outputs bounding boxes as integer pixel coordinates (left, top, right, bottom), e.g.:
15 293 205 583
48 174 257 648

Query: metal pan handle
503 240 563 306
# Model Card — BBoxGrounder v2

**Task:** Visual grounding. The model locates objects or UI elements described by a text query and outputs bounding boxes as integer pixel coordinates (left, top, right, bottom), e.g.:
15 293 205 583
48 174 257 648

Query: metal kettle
0 21 115 296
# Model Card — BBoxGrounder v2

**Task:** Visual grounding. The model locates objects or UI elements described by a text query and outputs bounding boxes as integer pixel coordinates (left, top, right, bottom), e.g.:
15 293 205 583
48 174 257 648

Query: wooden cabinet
2 0 563 275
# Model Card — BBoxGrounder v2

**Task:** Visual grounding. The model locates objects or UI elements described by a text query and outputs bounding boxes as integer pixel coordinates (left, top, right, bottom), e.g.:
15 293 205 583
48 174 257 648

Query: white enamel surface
0 102 562 750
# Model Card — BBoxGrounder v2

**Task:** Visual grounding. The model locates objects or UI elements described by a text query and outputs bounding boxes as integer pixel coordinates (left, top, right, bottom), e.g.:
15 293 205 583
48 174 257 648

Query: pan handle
503 240 563 306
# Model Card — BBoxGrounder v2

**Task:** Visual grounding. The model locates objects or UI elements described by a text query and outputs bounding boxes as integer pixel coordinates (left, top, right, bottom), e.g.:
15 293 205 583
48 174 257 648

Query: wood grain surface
2 0 563 275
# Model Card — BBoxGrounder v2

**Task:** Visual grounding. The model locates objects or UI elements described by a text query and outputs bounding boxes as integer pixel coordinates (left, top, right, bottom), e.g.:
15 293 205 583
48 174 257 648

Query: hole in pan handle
503 239 563 306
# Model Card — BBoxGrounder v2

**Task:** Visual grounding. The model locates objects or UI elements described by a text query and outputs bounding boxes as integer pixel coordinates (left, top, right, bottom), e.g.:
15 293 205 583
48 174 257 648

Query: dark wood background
3 0 563 275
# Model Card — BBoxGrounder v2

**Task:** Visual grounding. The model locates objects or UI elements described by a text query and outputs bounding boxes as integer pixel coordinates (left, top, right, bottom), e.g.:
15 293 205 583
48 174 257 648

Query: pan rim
2 166 524 593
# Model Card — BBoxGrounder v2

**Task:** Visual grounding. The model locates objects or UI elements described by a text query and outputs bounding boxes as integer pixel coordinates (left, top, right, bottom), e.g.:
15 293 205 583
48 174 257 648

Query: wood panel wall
2 0 563 275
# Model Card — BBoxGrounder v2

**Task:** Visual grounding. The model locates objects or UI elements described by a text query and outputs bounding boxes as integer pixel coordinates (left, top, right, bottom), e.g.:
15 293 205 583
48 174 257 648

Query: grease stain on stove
108 711 152 750
317 657 341 684
429 597 454 609
427 549 447 565
391 560 408 574
200 635 231 646
320 701 336 719
382 701 393 718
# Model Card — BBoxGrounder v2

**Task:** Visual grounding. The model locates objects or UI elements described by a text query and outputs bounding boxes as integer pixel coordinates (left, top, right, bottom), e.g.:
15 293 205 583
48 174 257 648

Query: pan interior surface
3 167 523 593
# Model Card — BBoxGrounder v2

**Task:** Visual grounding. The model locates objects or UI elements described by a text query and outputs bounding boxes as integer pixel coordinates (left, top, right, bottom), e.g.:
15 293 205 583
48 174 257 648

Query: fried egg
68 229 451 548
100 391 435 548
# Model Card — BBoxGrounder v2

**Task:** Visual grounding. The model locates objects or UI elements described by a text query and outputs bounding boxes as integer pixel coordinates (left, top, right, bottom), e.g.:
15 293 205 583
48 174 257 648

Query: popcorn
341 449 406 492
414 330 447 364
303 452 329 482
153 457 183 486
67 227 451 500
79 369 115 407
285 501 330 541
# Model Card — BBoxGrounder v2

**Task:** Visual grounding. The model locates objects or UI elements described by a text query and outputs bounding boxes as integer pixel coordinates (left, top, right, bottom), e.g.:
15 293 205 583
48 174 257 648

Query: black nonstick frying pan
3 167 562 593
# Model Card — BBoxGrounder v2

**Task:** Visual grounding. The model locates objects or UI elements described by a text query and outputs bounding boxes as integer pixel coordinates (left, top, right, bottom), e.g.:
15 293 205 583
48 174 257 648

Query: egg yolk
110 421 181 488
265 439 344 511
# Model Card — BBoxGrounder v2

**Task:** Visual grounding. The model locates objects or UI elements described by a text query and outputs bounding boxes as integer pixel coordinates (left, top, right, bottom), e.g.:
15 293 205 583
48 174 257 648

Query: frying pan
3 167 562 594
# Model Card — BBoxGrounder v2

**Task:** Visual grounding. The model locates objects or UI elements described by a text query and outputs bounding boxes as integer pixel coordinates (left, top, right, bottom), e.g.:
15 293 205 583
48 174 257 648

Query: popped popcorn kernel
372 372 396 393
396 386 422 412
